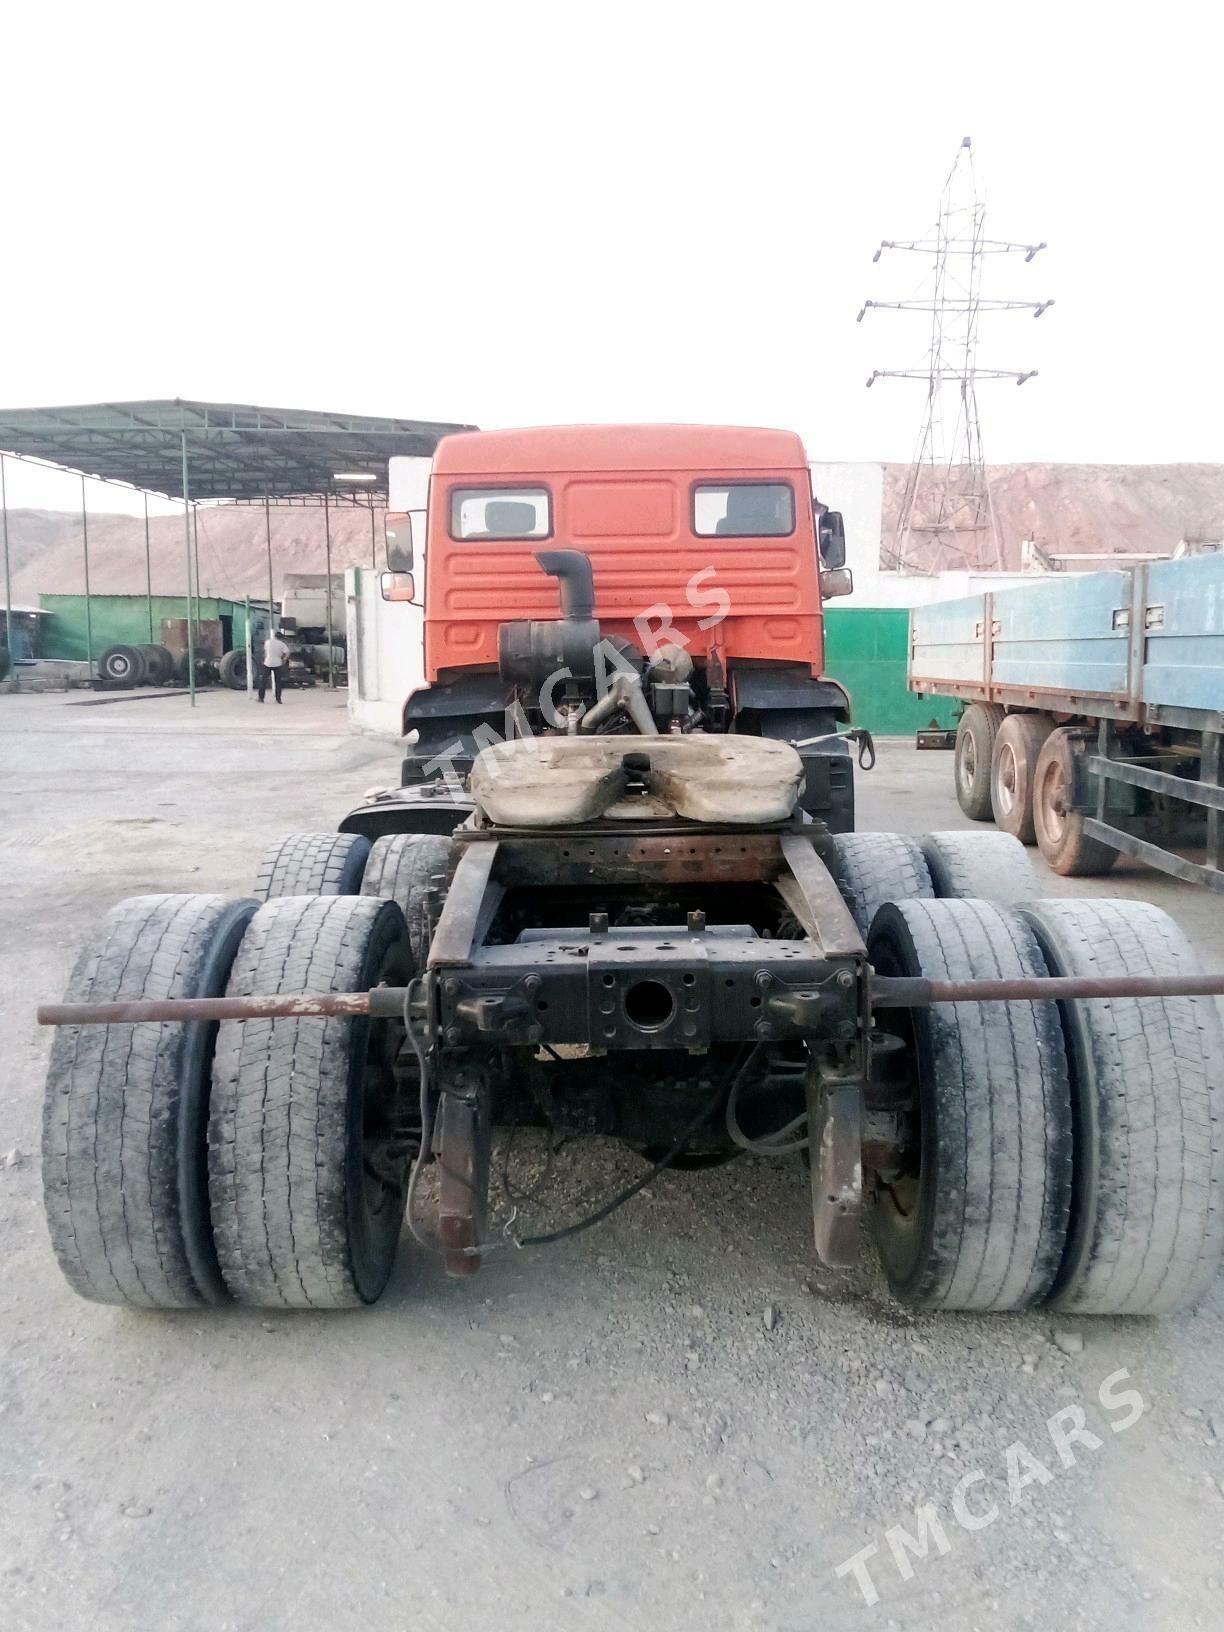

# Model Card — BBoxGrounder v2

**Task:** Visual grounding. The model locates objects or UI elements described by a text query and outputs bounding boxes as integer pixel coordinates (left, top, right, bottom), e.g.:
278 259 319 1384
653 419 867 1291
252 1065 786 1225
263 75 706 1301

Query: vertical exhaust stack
497 550 603 685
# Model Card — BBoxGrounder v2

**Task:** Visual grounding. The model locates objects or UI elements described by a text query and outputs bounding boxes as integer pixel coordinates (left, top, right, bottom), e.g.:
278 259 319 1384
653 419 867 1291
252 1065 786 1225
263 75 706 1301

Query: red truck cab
422 424 837 681
374 423 857 834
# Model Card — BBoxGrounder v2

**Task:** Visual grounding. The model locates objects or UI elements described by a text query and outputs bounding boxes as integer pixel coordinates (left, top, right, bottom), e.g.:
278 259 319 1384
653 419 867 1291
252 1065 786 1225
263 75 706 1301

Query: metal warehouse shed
0 398 473 700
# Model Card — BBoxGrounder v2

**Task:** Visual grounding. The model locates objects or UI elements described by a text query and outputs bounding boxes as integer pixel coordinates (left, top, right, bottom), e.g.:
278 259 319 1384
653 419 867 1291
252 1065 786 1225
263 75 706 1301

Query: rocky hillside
882 462 1224 572
4 503 386 603
6 464 1224 601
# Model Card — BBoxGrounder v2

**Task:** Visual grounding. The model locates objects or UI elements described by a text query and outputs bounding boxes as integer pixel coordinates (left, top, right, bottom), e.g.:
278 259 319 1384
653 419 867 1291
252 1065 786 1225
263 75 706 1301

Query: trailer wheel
990 713 1053 844
255 831 371 899
42 893 257 1307
954 703 1004 822
98 643 148 686
831 832 933 936
920 830 1039 907
867 898 1072 1311
1032 728 1118 876
208 895 412 1308
1020 899 1224 1315
361 833 452 966
218 648 247 690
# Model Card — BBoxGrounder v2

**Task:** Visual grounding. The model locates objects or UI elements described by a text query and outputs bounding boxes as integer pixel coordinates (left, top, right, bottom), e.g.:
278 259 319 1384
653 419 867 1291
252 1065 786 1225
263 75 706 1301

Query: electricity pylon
859 137 1051 572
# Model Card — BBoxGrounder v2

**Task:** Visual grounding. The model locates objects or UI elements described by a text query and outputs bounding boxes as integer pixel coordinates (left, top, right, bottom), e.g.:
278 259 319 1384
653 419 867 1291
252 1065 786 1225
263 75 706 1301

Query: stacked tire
218 649 247 690
97 643 175 687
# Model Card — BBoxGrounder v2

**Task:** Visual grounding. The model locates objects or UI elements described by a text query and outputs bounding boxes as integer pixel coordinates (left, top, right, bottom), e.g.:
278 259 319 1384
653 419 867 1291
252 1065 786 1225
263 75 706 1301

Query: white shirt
262 635 289 667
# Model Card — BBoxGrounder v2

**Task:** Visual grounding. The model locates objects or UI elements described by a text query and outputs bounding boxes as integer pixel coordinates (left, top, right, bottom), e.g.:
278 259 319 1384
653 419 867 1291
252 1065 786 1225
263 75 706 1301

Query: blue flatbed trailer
908 553 1224 890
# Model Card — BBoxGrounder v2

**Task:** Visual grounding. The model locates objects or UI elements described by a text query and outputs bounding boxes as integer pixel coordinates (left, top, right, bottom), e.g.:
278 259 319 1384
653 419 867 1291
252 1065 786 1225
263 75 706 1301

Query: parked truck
39 428 1224 1323
910 553 1224 891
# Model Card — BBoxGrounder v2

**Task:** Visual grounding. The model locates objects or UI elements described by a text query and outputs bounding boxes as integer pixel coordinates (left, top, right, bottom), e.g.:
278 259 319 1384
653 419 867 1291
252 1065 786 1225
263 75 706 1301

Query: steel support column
80 475 94 673
1 455 15 691
323 490 335 689
143 491 154 642
264 495 275 633
191 503 202 637
369 497 377 569
180 433 196 707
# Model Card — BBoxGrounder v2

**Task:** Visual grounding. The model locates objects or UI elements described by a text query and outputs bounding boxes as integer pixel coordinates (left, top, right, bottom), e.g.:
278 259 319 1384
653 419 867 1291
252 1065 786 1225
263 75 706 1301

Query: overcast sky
2 1 1220 517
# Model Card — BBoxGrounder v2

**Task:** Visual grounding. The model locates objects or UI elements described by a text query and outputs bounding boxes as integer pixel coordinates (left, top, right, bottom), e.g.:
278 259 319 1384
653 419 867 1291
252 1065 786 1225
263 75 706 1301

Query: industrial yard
2 687 1221 1631
4 3 1222 1627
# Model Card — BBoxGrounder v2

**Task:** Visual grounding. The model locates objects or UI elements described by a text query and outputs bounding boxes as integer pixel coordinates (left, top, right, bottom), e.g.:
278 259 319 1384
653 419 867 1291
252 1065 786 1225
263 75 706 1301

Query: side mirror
384 511 413 572
818 510 847 569
820 567 854 600
380 571 416 603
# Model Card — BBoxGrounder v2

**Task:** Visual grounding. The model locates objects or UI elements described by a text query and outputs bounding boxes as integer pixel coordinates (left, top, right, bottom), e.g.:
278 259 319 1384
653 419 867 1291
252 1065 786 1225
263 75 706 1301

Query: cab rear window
693 482 794 537
450 487 551 540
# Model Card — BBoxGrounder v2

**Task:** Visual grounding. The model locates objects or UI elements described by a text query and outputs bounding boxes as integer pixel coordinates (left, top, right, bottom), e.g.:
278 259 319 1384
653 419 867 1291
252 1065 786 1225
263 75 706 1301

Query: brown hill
882 463 1224 572
6 464 1224 600
5 503 386 603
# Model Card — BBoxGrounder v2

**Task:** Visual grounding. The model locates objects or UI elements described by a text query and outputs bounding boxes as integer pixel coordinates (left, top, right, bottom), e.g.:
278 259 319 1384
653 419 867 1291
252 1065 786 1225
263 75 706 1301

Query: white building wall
810 460 1039 608
345 566 426 738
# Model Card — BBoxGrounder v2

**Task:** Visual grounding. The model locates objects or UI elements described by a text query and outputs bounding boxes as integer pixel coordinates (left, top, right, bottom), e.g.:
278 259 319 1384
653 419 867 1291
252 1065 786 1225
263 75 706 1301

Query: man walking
258 628 289 703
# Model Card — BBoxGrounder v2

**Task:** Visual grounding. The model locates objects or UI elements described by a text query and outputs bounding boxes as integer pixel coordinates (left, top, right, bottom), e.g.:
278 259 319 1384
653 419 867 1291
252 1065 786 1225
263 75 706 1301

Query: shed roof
0 399 475 501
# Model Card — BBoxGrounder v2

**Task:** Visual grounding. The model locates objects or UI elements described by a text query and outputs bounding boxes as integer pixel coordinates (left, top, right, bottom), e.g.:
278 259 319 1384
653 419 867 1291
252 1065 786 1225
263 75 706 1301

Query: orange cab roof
432 424 808 475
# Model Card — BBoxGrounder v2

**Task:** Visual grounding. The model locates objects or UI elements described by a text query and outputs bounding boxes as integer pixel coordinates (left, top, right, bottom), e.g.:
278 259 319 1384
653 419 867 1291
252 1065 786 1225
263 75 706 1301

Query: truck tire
42 893 257 1307
1019 899 1224 1315
1032 728 1118 876
831 832 933 936
140 643 175 686
920 830 1039 907
361 833 452 966
255 831 371 899
867 898 1073 1311
990 713 1053 844
98 643 148 686
208 895 412 1307
218 648 247 690
954 703 1004 822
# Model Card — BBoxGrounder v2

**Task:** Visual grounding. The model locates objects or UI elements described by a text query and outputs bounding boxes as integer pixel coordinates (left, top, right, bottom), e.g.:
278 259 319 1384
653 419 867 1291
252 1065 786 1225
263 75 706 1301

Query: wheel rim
957 735 976 796
1040 757 1068 845
358 947 412 1226
995 741 1018 818
865 936 925 1262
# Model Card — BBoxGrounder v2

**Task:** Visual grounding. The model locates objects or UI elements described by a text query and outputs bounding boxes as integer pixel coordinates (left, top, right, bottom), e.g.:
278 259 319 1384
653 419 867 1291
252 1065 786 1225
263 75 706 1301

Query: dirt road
2 689 1221 1630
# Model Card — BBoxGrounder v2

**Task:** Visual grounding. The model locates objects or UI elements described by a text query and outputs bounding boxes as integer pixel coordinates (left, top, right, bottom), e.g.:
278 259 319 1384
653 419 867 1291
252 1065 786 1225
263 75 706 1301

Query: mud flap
806 1069 864 1269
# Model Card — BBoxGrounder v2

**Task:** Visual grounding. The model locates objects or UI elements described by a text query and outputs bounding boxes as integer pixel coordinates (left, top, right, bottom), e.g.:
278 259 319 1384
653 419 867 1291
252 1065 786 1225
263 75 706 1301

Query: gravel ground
2 687 1222 1631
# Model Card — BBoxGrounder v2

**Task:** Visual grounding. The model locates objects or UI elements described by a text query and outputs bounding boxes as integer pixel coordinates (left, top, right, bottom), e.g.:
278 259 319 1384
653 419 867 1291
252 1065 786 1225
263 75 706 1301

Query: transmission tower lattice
859 137 1051 573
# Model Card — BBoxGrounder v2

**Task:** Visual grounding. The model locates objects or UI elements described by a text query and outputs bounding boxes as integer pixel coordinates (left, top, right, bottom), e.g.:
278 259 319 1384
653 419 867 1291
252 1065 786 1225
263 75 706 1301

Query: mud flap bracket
806 1067 864 1269
436 1077 492 1278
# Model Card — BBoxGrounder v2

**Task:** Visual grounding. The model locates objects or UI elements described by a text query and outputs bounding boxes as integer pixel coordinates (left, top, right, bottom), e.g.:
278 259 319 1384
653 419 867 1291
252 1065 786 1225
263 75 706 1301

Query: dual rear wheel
44 891 417 1310
865 890 1224 1315
832 827 1224 1314
42 833 1224 1319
